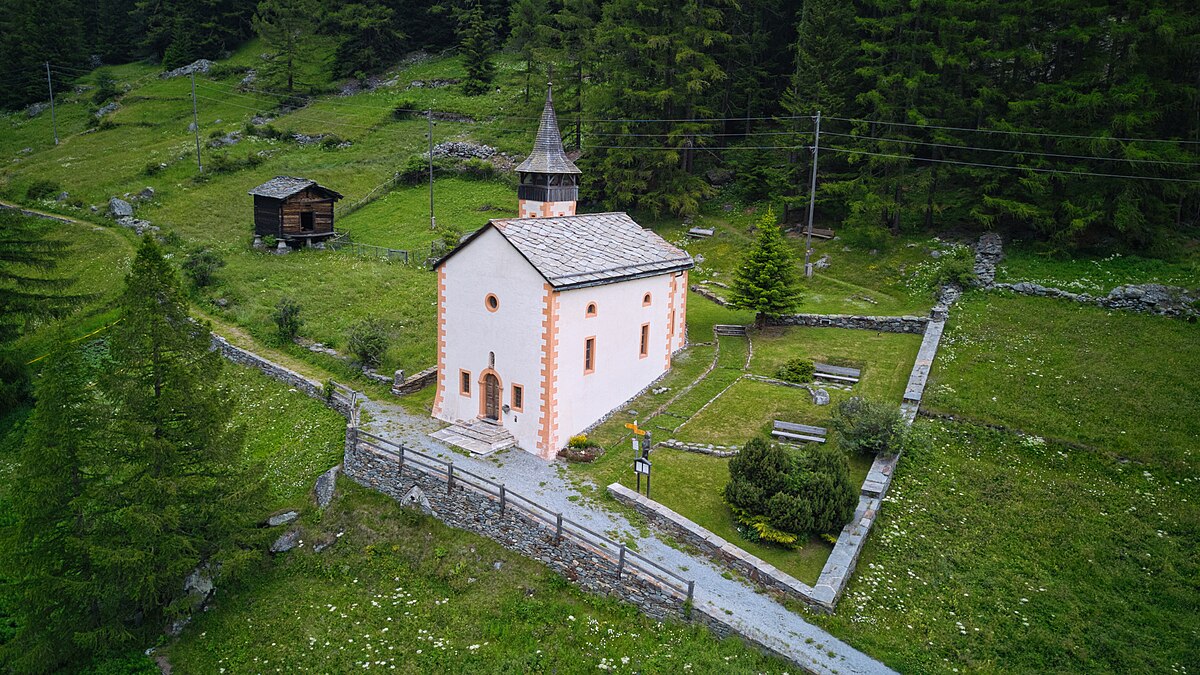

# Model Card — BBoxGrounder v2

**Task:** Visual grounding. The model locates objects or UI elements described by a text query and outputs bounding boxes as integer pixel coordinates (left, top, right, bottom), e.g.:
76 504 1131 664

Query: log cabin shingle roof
437 213 693 290
248 176 344 200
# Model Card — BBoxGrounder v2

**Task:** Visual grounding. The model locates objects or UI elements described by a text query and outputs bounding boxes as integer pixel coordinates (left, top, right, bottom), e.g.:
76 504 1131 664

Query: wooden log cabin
249 176 343 248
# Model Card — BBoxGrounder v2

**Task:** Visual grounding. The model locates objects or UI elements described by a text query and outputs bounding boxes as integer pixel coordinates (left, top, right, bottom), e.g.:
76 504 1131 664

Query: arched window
586 302 597 317
642 292 652 306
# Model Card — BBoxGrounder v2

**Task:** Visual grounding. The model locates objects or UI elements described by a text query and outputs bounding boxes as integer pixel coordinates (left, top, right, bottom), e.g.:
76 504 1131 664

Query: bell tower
516 83 581 219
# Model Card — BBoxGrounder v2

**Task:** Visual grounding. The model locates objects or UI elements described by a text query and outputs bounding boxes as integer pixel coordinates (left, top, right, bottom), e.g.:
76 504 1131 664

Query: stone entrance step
713 324 747 336
430 418 517 457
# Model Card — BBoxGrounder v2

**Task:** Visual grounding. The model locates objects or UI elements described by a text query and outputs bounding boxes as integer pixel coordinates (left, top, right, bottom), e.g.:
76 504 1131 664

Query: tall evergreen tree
75 236 263 649
729 211 801 326
323 1 407 78
253 0 316 92
553 0 598 150
585 0 734 215
507 0 553 103
456 1 498 96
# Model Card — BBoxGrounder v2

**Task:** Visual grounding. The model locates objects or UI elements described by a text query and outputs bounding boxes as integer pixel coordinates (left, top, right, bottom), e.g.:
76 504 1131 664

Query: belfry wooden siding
253 195 281 236
280 188 335 235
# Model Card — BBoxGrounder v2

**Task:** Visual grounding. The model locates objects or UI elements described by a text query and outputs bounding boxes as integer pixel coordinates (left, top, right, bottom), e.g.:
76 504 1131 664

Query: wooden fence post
398 446 404 478
687 581 695 604
617 544 626 579
447 463 454 493
555 513 563 544
499 484 506 514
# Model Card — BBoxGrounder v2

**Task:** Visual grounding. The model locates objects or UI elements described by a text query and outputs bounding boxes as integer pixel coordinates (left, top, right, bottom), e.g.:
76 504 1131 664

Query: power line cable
824 115 1200 146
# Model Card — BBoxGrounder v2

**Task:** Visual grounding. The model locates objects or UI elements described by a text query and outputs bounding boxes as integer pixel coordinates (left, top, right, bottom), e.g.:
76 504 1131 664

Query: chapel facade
431 88 692 460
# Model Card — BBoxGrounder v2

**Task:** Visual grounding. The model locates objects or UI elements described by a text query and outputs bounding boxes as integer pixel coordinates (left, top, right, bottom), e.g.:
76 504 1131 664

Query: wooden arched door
483 373 500 421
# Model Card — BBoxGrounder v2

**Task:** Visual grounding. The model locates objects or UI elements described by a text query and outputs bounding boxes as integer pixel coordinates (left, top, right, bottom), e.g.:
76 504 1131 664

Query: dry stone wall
768 313 928 334
343 438 685 621
210 335 355 418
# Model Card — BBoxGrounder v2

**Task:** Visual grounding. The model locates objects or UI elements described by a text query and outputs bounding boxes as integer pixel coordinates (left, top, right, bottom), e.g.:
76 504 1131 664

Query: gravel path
360 397 895 675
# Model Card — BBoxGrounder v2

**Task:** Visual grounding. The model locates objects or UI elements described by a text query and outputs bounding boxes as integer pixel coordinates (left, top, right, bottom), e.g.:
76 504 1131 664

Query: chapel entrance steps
430 418 517 457
712 324 747 337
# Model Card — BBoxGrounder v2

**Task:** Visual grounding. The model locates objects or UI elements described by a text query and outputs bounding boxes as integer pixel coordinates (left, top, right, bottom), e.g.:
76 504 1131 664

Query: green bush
25 179 62 201
461 158 497 180
261 234 277 249
830 396 906 456
724 437 857 541
346 316 389 368
776 357 815 383
181 247 225 287
932 246 978 288
391 99 420 119
840 224 891 252
320 134 344 149
272 297 303 341
207 152 264 174
91 70 120 106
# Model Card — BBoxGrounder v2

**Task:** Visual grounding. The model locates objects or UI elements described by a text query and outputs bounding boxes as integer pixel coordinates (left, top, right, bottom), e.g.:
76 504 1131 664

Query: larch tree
553 0 598 150
1 339 102 671
77 236 263 649
507 0 553 103
456 1 498 96
253 0 317 92
729 211 801 326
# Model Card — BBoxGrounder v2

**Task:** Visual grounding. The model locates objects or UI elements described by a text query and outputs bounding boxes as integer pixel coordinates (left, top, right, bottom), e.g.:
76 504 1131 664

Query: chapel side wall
554 275 674 443
437 228 545 452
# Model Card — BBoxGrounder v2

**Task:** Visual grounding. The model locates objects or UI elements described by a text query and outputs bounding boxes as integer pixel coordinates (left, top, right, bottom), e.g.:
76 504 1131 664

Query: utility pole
190 70 203 173
428 109 436 231
45 62 58 145
804 110 821 278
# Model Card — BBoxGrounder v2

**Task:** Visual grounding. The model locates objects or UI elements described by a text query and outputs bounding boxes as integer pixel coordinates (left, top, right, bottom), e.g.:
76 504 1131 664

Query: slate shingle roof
515 86 581 175
248 176 344 200
439 213 693 290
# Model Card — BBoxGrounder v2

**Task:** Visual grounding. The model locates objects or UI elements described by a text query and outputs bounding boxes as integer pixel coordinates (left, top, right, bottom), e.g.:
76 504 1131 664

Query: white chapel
431 88 693 460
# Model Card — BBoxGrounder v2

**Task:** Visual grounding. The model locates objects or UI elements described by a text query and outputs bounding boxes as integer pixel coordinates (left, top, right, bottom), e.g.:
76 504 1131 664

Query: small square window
511 384 524 412
460 370 471 395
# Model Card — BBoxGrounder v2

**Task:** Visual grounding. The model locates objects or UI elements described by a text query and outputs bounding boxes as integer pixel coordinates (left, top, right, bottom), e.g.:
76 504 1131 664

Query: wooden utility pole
190 71 203 172
804 110 821 278
427 110 436 231
45 62 58 145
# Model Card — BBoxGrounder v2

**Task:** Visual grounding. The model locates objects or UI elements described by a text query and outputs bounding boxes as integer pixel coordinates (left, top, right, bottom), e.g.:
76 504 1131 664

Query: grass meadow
164 479 791 674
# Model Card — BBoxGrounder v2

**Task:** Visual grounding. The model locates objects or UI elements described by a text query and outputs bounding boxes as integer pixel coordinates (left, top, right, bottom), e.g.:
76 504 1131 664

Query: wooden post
687 580 695 604
398 446 404 477
804 110 821 278
555 513 563 544
616 544 626 579
499 484 506 514
447 463 454 493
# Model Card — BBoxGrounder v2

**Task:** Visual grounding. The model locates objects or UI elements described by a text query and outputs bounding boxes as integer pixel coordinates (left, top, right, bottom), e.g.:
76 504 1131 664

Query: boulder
270 529 301 553
55 191 70 202
811 388 831 406
313 464 340 508
401 485 433 515
108 197 133 218
267 510 299 527
26 102 49 118
94 101 119 118
136 186 155 201
162 59 214 79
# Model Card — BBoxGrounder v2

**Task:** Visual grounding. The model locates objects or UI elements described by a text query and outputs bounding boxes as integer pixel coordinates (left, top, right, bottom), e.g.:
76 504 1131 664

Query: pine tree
324 1 407 79
1 339 102 671
507 0 552 103
553 0 598 150
76 236 263 648
456 1 498 96
729 212 801 326
585 0 734 215
253 0 316 92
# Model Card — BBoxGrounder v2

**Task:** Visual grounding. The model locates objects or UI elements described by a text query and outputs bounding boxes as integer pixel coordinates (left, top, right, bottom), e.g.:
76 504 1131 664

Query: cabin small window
300 210 315 231
511 384 524 412
640 324 650 358
584 337 596 374
485 294 500 312
460 370 471 395
586 302 597 317
642 292 652 306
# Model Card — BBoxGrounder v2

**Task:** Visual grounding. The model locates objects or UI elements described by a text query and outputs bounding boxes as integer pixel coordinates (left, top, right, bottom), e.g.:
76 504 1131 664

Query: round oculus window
485 294 499 311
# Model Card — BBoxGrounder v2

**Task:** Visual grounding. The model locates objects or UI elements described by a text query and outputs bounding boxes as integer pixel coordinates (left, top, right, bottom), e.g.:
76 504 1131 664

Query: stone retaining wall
608 483 834 614
657 438 740 457
392 366 437 395
210 335 354 418
689 284 729 306
768 313 928 334
344 437 685 621
993 281 1199 318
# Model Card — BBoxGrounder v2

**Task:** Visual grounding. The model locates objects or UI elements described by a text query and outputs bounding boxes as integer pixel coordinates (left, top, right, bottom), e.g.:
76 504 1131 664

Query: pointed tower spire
516 82 581 219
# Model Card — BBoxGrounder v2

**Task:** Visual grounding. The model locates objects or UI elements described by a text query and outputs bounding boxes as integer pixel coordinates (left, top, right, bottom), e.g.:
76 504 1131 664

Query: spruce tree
1 339 101 671
457 1 497 96
729 212 801 326
79 236 263 647
253 0 316 92
507 0 552 103
324 1 407 78
552 0 598 150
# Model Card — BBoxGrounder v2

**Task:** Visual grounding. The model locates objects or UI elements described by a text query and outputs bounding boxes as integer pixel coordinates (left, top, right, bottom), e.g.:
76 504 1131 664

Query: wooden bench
814 362 861 384
771 420 827 444
810 227 836 240
687 227 715 238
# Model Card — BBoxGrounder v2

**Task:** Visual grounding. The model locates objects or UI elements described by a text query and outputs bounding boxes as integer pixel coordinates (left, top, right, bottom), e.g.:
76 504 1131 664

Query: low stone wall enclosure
768 313 929 334
209 334 355 417
342 428 691 620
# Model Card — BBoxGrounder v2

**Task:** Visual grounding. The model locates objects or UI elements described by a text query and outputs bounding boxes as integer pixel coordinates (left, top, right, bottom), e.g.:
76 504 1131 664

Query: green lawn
339 177 517 248
996 243 1200 293
165 479 791 674
926 292 1200 470
810 418 1200 674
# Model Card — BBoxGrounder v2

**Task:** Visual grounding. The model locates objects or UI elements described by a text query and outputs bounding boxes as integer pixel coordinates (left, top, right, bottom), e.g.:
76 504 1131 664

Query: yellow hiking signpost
626 420 653 498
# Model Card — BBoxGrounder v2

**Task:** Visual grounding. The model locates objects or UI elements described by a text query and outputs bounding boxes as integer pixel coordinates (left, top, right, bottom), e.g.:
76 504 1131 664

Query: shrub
436 222 462 252
24 179 61 201
181 247 225 287
932 246 978 288
207 151 265 174
92 70 120 105
776 358 815 384
143 161 166 176
830 397 906 456
840 224 891 252
320 134 344 149
559 435 604 463
261 234 277 249
724 437 857 541
567 434 597 449
272 297 303 341
461 158 497 180
392 99 420 120
346 316 389 368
